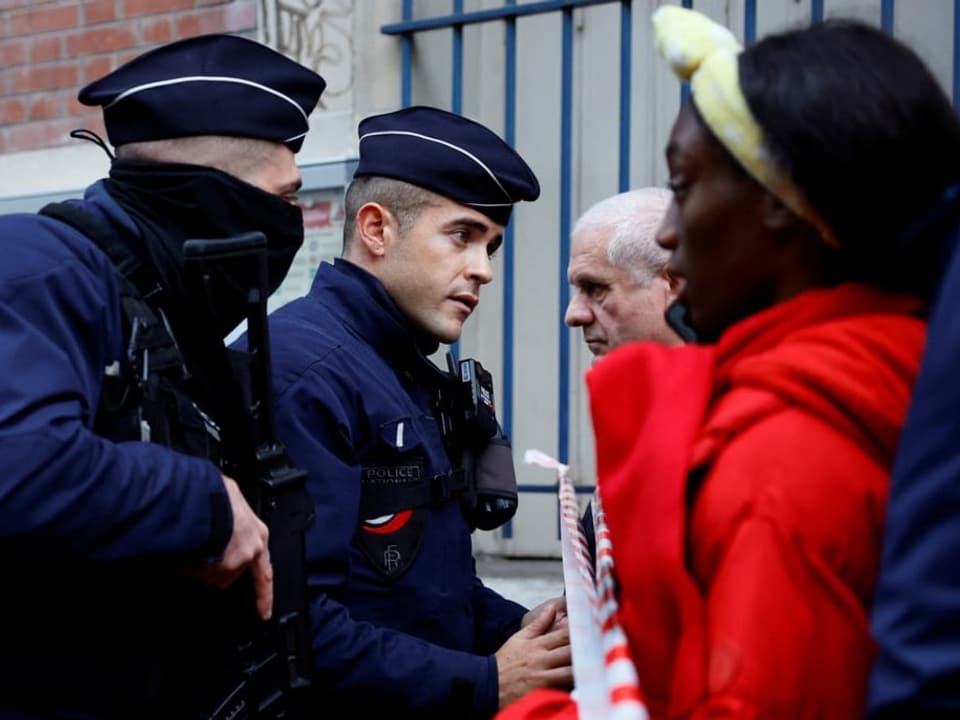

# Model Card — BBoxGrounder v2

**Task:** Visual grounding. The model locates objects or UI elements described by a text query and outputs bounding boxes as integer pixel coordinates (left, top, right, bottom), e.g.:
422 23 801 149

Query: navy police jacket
263 259 526 719
0 182 232 717
867 220 960 719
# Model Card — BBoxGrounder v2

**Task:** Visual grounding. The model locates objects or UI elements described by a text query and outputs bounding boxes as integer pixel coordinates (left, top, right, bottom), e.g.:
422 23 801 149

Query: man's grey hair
572 187 672 286
341 176 443 253
115 136 282 182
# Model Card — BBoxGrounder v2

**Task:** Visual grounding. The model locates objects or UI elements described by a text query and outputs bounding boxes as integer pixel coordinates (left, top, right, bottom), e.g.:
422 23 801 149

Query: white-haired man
565 187 682 355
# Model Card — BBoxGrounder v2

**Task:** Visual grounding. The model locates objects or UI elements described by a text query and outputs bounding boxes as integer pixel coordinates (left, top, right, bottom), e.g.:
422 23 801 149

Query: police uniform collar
318 259 442 364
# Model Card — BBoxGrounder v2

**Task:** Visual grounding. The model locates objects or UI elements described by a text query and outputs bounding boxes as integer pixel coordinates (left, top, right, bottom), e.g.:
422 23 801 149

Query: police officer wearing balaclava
257 106 573 718
0 34 325 718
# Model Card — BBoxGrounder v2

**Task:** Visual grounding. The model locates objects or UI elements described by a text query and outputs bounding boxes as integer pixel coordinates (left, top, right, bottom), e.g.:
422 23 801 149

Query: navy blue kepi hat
354 106 540 225
78 34 325 153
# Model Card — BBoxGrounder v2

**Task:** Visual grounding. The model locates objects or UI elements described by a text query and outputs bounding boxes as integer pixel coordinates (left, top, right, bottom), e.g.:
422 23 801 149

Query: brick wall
0 0 258 155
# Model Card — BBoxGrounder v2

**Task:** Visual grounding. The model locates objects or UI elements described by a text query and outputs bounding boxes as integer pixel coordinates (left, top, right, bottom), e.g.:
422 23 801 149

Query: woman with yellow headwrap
498 6 960 720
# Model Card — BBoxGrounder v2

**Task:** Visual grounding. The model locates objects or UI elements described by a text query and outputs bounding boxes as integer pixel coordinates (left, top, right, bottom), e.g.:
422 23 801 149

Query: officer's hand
193 475 273 620
495 603 573 709
522 596 567 632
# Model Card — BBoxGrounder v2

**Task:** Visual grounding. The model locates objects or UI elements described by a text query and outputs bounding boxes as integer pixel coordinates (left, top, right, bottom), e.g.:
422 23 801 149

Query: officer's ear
353 202 399 261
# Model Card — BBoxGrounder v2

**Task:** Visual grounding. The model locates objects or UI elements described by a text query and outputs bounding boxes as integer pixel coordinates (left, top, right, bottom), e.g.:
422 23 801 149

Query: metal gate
381 0 960 556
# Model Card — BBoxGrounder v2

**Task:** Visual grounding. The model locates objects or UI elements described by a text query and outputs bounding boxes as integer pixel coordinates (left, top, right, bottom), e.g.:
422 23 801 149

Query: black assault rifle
184 233 315 720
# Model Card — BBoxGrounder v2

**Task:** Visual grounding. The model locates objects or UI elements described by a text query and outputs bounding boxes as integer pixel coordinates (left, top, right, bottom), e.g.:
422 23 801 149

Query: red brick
85 0 118 24
0 132 7 156
175 1 256 38
30 35 63 63
60 108 107 143
5 118 81 152
141 17 173 45
83 55 115 84
116 50 142 66
66 91 103 116
67 26 138 56
77 114 107 141
175 12 201 39
196 0 230 5
12 5 81 35
0 38 26 66
0 97 27 124
122 0 193 17
11 63 80 93
28 94 61 121
0 0 35 11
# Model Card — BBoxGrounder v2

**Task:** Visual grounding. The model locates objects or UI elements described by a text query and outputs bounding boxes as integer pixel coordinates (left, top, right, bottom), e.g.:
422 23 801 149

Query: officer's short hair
115 136 283 184
342 176 443 252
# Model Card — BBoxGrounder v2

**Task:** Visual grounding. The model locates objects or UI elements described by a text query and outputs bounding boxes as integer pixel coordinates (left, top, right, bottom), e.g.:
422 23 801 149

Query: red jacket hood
695 284 926 469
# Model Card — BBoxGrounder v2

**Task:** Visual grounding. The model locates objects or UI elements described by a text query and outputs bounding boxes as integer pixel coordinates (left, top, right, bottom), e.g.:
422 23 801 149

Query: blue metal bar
882 0 894 34
618 0 632 192
501 0 518 540
558 7 573 465
452 0 463 113
383 0 616 34
680 0 692 105
955 0 960 110
811 0 823 22
517 484 594 494
450 0 464 362
744 0 756 43
401 0 413 107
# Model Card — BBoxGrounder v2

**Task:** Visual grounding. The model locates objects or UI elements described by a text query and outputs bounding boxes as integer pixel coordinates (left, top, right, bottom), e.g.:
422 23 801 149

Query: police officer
260 106 573 718
0 35 325 718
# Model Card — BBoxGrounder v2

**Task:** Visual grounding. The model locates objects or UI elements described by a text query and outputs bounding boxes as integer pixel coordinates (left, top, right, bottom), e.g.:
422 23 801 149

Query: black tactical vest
42 202 222 458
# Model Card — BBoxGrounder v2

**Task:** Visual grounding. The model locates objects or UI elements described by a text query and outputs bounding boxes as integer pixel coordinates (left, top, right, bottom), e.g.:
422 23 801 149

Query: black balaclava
105 158 304 338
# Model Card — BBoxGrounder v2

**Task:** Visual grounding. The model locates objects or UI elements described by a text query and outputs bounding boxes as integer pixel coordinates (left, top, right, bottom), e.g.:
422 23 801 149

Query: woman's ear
761 192 802 233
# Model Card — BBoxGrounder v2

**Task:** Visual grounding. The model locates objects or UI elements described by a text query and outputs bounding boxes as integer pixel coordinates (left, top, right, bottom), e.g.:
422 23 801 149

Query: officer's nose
467 245 494 285
564 291 592 328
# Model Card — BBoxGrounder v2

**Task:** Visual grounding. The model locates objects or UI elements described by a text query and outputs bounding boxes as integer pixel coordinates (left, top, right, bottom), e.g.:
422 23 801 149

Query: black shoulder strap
39 201 158 297
39 201 187 383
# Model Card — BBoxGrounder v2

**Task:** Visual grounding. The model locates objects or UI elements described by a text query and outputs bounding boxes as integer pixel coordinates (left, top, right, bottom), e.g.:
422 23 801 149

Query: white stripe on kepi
103 75 310 125
283 129 309 144
359 129 513 202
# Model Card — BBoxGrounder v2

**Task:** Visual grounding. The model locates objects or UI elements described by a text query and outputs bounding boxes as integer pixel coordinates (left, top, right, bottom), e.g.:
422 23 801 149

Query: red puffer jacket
499 283 925 720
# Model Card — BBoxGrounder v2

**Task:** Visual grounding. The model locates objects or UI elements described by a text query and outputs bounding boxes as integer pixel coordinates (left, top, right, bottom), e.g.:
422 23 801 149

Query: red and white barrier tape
524 449 648 720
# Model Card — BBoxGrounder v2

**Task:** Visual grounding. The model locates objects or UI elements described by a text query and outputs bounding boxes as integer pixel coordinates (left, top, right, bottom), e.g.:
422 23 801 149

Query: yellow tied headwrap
652 6 838 248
